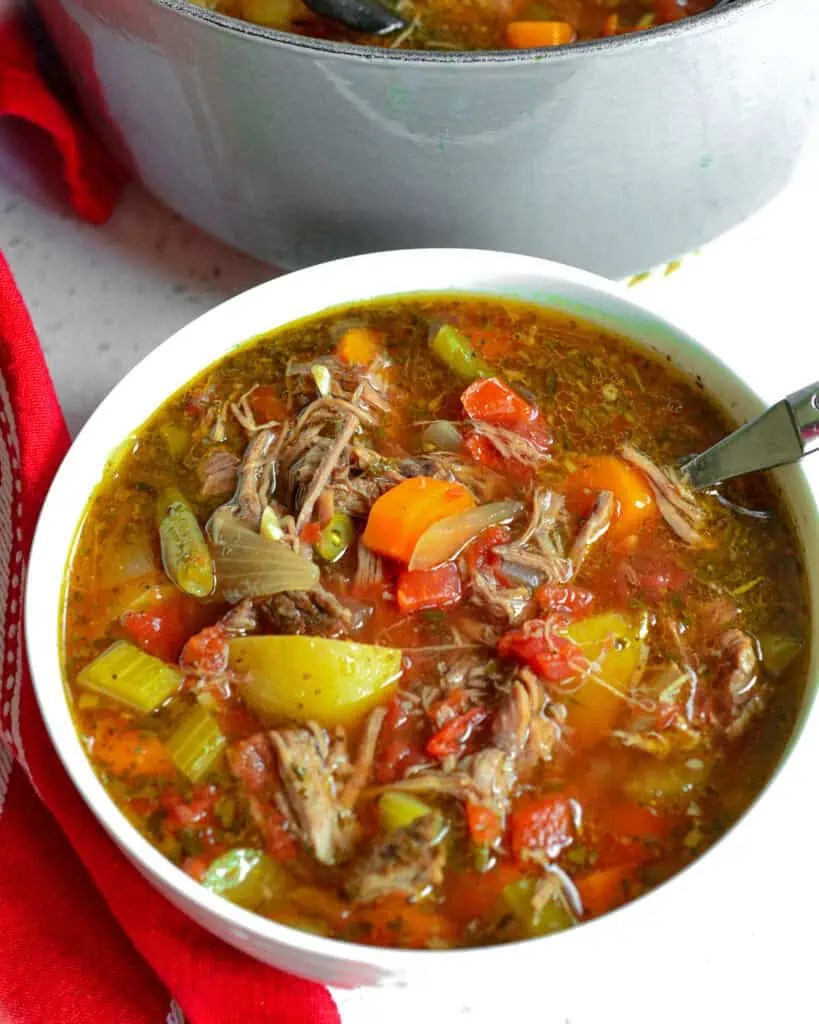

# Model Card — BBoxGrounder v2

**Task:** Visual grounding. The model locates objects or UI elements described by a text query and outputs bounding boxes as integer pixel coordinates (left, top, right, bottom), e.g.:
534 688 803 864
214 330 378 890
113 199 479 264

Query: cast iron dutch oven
33 0 819 276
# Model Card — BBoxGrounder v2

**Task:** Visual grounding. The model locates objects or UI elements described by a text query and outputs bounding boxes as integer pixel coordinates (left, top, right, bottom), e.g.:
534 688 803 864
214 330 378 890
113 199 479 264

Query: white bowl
25 249 819 999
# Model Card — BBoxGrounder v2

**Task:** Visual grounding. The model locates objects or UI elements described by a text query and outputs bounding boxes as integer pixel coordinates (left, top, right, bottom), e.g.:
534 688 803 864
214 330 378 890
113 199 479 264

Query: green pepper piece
158 488 215 598
429 324 492 380
503 878 573 937
202 849 286 910
379 791 432 832
315 511 355 563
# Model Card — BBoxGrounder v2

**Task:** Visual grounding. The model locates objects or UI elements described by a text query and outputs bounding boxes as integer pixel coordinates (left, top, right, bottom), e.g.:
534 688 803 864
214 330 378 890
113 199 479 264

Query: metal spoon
303 0 407 34
680 382 819 490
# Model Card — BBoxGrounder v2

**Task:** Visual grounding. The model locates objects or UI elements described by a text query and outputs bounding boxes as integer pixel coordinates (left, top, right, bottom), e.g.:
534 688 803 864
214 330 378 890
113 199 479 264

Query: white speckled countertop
2 107 818 1024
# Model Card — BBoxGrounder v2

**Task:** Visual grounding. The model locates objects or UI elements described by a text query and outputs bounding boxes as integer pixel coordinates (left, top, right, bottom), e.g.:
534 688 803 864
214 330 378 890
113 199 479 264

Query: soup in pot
192 0 715 51
62 295 808 948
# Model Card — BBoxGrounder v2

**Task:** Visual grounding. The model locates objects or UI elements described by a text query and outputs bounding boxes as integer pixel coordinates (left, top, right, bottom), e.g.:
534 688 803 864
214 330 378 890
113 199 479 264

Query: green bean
429 324 491 380
158 488 215 598
315 511 355 563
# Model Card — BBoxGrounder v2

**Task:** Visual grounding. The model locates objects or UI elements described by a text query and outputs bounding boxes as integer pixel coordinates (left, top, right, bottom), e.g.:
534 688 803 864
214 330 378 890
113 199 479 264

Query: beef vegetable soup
192 0 715 51
63 296 808 949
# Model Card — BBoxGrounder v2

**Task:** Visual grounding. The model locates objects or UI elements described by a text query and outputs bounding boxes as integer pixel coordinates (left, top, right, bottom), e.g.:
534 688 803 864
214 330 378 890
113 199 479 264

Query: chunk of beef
271 724 354 865
197 447 240 498
233 427 278 529
569 490 614 572
343 813 448 904
219 597 258 636
260 587 353 638
620 442 707 546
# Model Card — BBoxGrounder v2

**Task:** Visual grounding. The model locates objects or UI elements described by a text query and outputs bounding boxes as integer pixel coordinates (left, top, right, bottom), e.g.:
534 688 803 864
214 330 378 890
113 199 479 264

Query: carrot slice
337 326 382 365
564 455 657 540
362 477 476 564
505 21 576 49
576 865 635 918
92 721 175 779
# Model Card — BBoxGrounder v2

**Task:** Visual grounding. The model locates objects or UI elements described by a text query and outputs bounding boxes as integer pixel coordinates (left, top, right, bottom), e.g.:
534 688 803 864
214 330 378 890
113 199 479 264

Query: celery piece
379 791 432 832
167 705 226 781
158 488 215 598
202 849 286 910
503 878 573 937
316 512 355 563
77 641 181 713
429 324 491 380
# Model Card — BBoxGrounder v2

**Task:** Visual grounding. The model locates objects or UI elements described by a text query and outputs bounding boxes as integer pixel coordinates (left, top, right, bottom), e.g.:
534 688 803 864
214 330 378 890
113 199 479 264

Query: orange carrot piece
362 477 476 564
337 326 382 365
565 455 657 540
576 865 635 918
92 722 175 779
505 21 576 49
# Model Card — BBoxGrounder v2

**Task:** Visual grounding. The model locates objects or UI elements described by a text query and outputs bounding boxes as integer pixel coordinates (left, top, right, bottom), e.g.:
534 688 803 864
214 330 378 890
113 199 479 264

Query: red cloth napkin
0 13 341 1024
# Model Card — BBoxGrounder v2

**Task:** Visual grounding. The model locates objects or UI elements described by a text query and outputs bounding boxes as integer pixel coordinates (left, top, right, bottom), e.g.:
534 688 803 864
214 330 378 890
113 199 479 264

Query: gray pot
35 0 819 277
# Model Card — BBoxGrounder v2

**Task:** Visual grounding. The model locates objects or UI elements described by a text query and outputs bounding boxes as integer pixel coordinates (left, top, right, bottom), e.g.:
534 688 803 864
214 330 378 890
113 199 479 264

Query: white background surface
2 95 818 1024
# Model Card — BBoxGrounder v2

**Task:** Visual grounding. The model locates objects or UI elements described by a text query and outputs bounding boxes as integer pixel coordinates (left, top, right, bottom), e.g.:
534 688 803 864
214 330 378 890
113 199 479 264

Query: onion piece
209 506 319 603
420 420 463 452
408 500 522 571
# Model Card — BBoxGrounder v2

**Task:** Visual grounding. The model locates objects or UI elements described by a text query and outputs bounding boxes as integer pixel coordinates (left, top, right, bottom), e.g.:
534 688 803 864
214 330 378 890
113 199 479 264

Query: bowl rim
25 246 818 976
152 0 769 65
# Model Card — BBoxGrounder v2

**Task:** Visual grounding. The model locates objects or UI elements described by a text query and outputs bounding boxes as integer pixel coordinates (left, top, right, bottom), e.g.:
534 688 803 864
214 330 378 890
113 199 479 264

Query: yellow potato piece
230 636 402 727
565 612 644 749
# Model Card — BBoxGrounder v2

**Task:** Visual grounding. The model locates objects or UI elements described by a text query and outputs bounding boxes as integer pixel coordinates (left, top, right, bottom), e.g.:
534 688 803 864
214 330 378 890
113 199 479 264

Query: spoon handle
680 380 819 490
788 382 819 455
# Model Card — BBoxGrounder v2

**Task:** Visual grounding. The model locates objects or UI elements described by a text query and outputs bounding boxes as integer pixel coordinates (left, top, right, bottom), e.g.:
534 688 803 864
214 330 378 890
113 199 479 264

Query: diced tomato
183 390 211 416
442 862 521 927
427 706 490 760
631 553 691 602
510 796 574 862
396 562 462 614
462 432 506 474
373 697 427 784
299 521 322 545
161 785 219 832
462 377 537 427
182 855 212 883
249 385 287 424
466 803 501 847
461 377 552 452
257 803 300 861
535 585 595 620
119 589 202 663
464 524 507 574
180 624 230 675
497 623 585 682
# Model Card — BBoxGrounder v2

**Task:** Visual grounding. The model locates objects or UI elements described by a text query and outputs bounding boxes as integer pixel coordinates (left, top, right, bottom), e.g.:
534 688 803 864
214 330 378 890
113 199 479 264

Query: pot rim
153 0 769 64
25 247 818 980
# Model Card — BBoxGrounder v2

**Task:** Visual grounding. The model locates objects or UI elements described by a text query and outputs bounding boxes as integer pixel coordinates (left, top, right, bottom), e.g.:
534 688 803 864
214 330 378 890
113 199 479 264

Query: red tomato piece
497 624 585 682
180 624 230 675
427 706 490 760
396 562 463 614
464 524 507 574
466 803 502 847
510 796 575 862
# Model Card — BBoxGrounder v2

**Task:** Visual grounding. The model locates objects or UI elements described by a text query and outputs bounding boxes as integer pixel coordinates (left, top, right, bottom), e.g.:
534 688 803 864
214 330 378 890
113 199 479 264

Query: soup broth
63 295 808 949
